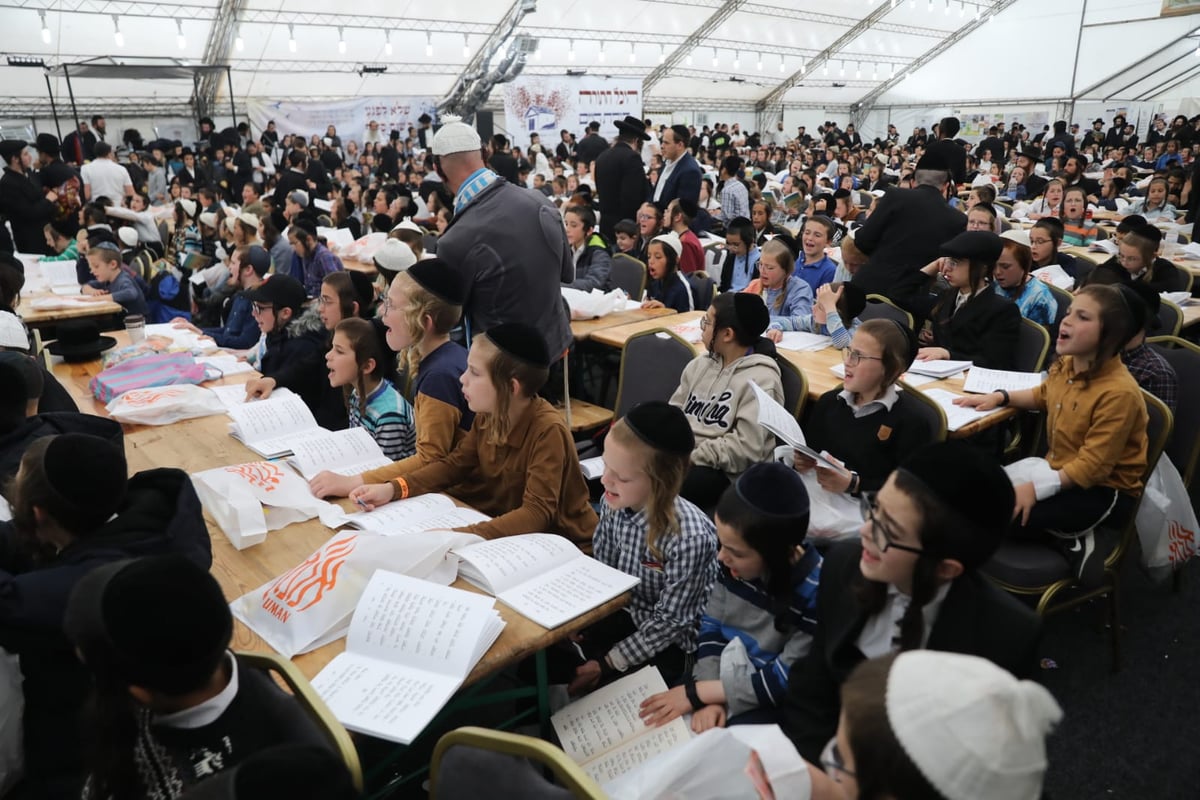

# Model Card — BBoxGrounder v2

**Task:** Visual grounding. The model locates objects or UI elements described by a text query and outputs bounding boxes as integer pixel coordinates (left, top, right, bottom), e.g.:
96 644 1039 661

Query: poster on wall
1162 0 1200 17
246 97 439 145
503 76 642 148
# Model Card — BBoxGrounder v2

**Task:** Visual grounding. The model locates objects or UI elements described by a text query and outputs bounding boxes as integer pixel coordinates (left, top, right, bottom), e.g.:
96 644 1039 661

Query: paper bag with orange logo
107 384 227 425
231 528 483 657
192 461 339 549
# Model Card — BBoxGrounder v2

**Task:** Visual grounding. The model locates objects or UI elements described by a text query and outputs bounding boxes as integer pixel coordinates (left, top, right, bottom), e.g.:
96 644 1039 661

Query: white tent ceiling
2 0 1198 122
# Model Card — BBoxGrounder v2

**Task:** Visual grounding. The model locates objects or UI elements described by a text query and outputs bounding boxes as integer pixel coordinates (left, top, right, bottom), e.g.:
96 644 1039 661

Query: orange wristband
391 477 409 501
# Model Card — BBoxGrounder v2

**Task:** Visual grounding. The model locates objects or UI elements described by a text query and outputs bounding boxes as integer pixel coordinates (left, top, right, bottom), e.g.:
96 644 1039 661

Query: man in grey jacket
432 118 573 361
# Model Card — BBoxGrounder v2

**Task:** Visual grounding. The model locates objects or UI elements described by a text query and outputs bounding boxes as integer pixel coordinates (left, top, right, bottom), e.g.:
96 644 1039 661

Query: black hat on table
246 273 307 314
614 116 651 141
731 293 771 340
407 258 465 306
939 230 1004 263
897 441 1014 569
735 461 811 518
64 554 231 694
623 401 694 456
484 322 550 368
47 320 117 363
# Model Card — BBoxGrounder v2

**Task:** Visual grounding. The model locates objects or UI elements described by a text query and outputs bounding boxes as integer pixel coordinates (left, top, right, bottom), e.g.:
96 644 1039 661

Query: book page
906 359 972 378
309 653 462 744
356 507 491 538
288 428 392 479
213 385 293 411
750 381 804 449
923 388 992 432
775 331 832 352
552 666 671 763
339 494 458 531
346 570 500 676
499 557 639 629
40 261 80 287
228 394 319 444
454 533 582 594
581 721 693 785
962 367 1046 395
580 456 605 480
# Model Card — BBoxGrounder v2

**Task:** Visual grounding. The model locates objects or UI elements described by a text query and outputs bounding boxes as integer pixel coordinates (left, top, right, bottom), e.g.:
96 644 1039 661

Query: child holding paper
349 323 597 547
639 463 822 731
671 293 783 510
326 318 415 461
570 402 717 695
798 320 935 527
309 261 473 499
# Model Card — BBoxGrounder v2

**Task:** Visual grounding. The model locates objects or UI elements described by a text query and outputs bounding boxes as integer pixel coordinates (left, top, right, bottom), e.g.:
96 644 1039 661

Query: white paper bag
191 462 340 549
342 232 388 262
0 649 23 795
106 384 227 425
230 528 483 657
774 447 862 539
560 287 629 320
1135 454 1199 581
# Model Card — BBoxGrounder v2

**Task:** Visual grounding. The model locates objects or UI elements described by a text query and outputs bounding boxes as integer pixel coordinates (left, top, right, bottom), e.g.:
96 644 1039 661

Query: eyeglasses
843 349 884 367
699 315 711 331
860 492 926 556
820 737 857 783
1117 254 1142 266
1028 238 1053 247
317 295 334 307
636 212 656 221
252 303 274 315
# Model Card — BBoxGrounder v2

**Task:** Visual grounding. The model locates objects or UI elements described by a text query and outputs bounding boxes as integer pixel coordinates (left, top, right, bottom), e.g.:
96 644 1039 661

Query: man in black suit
1014 146 1049 198
488 134 519 184
594 116 650 243
925 116 967 185
851 150 966 310
272 150 309 209
1061 154 1101 200
976 126 1006 167
652 124 701 209
378 130 401 182
574 121 609 168
781 442 1041 763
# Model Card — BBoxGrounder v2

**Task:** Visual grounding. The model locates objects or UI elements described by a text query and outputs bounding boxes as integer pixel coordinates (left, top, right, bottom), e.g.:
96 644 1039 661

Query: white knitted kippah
432 115 482 157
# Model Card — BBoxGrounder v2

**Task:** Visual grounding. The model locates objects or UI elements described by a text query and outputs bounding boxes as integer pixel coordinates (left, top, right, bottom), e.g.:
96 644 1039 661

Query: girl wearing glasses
816 650 1060 800
915 230 1021 370
796 320 935 535
781 441 1041 764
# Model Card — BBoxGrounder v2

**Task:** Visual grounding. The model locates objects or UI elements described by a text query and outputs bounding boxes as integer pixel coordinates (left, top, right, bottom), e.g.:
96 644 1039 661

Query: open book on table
38 260 80 289
330 493 491 535
286 427 393 479
310 570 505 744
227 393 327 458
552 666 693 785
906 359 972 379
453 533 638 628
922 388 993 432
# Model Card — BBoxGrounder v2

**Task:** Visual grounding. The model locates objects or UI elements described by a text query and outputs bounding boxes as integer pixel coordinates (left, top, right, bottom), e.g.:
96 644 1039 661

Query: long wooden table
570 306 677 341
52 340 625 685
589 310 1019 439
15 258 126 328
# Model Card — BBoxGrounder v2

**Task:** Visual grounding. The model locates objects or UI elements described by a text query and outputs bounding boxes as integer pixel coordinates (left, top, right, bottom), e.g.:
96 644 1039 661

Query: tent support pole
44 72 62 141
226 66 236 127
63 64 80 143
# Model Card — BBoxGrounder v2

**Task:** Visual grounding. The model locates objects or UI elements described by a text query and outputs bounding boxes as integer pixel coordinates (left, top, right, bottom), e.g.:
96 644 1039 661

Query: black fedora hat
47 320 117 363
614 115 651 141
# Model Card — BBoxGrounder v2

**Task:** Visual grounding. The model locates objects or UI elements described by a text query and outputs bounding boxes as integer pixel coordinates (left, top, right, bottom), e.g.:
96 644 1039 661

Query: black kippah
677 197 700 220
897 441 1014 569
408 258 465 306
732 293 770 339
64 555 232 694
735 462 810 517
43 433 127 530
623 401 694 455
485 322 550 367
0 353 42 400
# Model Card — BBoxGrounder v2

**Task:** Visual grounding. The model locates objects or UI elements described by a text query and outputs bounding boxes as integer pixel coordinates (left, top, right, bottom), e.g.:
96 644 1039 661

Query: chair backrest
1148 336 1200 487
777 356 809 421
613 328 696 418
1094 226 1109 241
1141 389 1172 482
610 253 647 300
1044 281 1072 329
1015 316 1051 372
1162 260 1194 292
860 294 914 329
896 380 948 444
236 651 363 792
431 727 605 800
1157 299 1183 338
688 272 716 311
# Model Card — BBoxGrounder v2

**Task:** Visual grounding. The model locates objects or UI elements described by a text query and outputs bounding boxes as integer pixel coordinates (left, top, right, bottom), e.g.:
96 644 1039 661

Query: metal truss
2 95 195 116
195 0 242 119
222 59 463 74
740 2 961 38
849 0 1020 121
642 0 746 93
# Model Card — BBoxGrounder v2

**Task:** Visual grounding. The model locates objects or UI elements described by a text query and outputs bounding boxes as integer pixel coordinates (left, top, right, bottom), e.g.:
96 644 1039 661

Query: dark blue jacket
654 151 703 208
202 291 259 350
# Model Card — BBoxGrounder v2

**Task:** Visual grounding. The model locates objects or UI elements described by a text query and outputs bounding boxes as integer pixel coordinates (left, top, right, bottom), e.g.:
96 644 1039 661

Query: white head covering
887 651 1062 800
198 211 219 230
1000 228 1032 249
651 231 683 259
390 218 424 235
0 314 30 351
178 198 197 217
432 115 483 157
373 239 417 273
117 227 138 247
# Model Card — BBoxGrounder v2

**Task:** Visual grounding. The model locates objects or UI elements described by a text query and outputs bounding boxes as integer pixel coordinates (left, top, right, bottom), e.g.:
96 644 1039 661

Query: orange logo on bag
1169 521 1196 565
121 387 185 406
261 535 358 621
223 462 284 492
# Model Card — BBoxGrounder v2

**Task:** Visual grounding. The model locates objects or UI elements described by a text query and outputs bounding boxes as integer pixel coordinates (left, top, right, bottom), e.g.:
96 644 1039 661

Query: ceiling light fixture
112 15 124 47
176 19 186 50
39 10 50 44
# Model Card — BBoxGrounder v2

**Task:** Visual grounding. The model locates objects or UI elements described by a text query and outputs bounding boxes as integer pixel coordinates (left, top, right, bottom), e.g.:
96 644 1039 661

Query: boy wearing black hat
242 274 339 427
670 293 784 510
64 555 328 799
1119 283 1178 414
0 437 211 796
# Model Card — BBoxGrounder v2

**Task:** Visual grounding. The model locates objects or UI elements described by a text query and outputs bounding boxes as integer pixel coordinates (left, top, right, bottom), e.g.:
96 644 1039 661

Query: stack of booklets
328 493 491 535
310 571 505 744
227 394 327 458
452 533 639 628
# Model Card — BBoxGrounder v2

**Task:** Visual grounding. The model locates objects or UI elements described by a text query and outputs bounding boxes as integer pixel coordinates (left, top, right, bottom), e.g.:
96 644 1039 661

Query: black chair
687 272 716 311
777 357 809 422
610 253 647 300
1159 260 1193 293
1147 336 1200 490
896 380 948 443
860 294 914 329
1157 298 1183 338
984 390 1172 670
1014 317 1051 373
